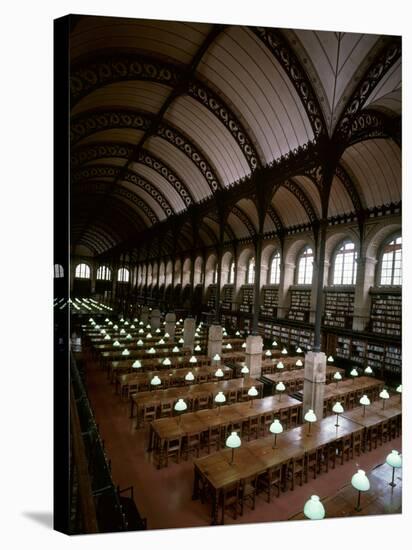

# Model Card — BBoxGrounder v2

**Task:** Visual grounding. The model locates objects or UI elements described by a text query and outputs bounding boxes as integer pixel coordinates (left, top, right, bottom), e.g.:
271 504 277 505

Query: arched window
269 251 281 284
212 264 218 284
228 260 235 284
96 266 112 281
117 267 130 283
54 264 64 278
247 257 255 284
380 236 402 285
297 247 313 285
333 241 358 285
75 263 90 279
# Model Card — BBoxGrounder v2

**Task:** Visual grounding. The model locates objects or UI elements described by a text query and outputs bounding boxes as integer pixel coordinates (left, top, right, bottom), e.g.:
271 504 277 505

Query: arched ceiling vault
69 16 401 257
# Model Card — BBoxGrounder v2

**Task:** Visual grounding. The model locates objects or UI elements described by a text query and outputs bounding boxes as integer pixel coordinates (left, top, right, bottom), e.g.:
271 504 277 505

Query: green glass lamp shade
185 371 195 382
304 409 317 423
359 395 370 406
351 469 370 492
269 419 283 435
174 399 187 412
304 495 325 520
332 401 344 414
386 450 402 468
226 431 241 449
132 360 142 369
215 391 226 404
248 386 258 397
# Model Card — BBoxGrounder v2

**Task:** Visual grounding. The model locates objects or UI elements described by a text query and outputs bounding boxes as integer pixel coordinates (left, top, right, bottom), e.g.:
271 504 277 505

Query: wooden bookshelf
370 291 401 336
324 288 354 329
239 285 254 314
260 286 278 318
206 284 217 308
288 288 311 322
221 285 234 311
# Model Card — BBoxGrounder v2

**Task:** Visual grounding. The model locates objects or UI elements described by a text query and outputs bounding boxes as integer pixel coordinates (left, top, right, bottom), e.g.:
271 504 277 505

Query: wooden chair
240 474 258 515
379 420 390 445
205 425 221 454
367 425 380 451
221 482 241 524
195 393 210 410
279 408 290 430
306 450 318 482
261 412 274 437
227 390 237 404
289 406 300 428
336 434 352 464
239 388 250 402
164 437 182 467
286 456 305 491
142 404 157 424
184 432 202 460
243 415 260 441
159 400 174 418
257 466 281 502
316 444 329 474
353 431 362 457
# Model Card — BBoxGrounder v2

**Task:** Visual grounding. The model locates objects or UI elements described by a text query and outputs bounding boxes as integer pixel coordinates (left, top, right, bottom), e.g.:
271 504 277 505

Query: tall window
380 236 402 285
54 264 64 278
228 260 235 284
333 241 358 285
117 267 130 283
247 257 255 284
269 251 281 284
75 263 90 279
297 247 313 285
212 264 218 284
96 266 112 281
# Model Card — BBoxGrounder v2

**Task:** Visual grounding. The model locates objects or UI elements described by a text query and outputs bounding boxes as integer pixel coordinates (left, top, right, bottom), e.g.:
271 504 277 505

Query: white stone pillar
302 351 326 420
183 317 196 351
353 256 376 331
245 334 263 378
141 305 150 324
277 262 294 319
165 312 176 340
208 324 223 358
150 308 161 330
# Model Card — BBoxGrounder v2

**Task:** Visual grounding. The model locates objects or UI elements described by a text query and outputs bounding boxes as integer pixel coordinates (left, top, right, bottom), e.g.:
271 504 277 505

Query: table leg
192 467 200 500
211 489 219 525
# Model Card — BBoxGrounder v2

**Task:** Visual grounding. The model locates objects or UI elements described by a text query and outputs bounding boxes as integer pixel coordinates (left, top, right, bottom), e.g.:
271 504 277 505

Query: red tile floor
83 355 402 530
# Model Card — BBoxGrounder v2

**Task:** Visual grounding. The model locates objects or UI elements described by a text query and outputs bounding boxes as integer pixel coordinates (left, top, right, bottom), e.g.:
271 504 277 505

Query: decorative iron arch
70 53 261 171
280 179 318 224
72 164 174 216
266 205 284 233
343 109 401 149
231 205 257 237
334 164 366 214
251 27 328 138
334 37 401 145
70 108 221 192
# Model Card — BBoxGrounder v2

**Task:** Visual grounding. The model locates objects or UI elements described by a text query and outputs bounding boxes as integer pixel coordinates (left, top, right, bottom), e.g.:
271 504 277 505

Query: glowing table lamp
235 331 241 337
296 346 303 354
130 324 136 329
178 338 184 344
113 325 119 330
281 347 288 355
386 450 402 487
304 409 317 435
146 324 151 329
172 346 179 352
164 332 170 339
213 353 221 365
359 394 370 416
333 371 342 388
265 350 272 357
150 375 161 388
100 329 106 335
364 366 373 376
139 321 144 326
226 431 241 464
248 386 259 407
194 344 201 352
132 360 142 369
272 340 278 347
215 368 224 379
327 355 334 363
124 321 129 326
185 371 195 383
295 359 303 367
351 469 370 511
240 364 249 377
189 356 197 364
122 349 130 356
226 343 233 350
276 381 285 401
113 340 120 347
332 401 344 427
303 495 325 520
174 399 187 423
137 339 144 346
146 333 152 339
158 338 165 345
120 328 126 335
241 342 247 349
162 357 171 366
214 391 226 414
380 388 390 409
147 347 156 354
396 384 402 402
126 333 132 340
155 328 161 334
276 361 284 370
138 328 144 334
350 368 359 384
269 419 283 448
104 334 111 340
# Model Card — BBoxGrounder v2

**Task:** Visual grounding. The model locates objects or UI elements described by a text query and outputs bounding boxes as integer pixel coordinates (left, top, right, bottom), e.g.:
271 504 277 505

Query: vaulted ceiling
69 16 401 258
